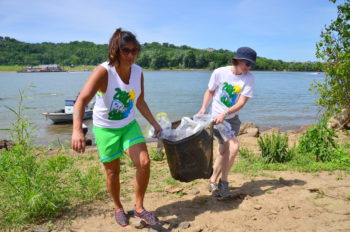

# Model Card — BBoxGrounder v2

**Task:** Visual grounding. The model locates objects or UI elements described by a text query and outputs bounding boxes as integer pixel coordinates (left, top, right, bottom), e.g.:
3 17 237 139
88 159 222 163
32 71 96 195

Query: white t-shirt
208 66 254 119
93 62 142 128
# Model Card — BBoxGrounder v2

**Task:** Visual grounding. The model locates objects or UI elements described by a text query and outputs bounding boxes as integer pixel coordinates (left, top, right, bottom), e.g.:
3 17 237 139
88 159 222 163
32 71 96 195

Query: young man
198 47 257 198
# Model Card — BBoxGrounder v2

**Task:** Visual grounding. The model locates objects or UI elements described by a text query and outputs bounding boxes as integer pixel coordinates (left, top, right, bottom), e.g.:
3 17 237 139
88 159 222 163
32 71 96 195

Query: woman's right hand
72 130 86 153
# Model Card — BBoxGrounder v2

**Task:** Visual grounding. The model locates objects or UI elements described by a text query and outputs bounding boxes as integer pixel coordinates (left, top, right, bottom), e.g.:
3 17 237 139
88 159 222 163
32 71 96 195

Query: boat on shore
43 99 93 124
18 64 67 73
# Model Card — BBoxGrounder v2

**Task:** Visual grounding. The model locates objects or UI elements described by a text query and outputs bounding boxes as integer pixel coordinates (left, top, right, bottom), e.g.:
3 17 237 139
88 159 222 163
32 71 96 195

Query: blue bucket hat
232 47 257 64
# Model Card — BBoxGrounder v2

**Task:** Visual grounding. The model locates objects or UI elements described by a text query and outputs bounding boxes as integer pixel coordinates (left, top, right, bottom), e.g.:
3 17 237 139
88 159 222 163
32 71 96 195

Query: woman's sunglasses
121 48 139 55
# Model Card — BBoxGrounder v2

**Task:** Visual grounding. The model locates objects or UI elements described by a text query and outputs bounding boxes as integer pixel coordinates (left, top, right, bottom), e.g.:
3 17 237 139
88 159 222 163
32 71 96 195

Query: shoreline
0 66 323 73
1 122 315 147
0 69 324 73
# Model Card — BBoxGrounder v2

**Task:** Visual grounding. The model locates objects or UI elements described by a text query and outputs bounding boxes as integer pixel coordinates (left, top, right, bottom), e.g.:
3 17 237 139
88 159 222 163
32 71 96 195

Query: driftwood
0 140 15 151
328 108 350 130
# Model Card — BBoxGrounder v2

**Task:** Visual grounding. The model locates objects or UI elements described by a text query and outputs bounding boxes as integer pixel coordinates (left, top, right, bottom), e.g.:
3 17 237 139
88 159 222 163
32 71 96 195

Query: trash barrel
162 120 213 182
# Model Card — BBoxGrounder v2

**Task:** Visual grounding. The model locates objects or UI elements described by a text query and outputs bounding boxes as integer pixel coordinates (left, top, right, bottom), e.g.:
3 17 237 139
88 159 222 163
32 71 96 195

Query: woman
198 47 257 199
72 28 162 226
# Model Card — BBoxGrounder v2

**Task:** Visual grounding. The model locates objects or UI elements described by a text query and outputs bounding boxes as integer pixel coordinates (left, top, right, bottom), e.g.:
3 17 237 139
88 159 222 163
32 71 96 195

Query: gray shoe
218 180 230 198
208 182 220 197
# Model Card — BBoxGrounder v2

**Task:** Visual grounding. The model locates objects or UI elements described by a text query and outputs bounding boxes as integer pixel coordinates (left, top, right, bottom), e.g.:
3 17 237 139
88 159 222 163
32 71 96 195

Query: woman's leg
103 158 123 210
125 142 150 212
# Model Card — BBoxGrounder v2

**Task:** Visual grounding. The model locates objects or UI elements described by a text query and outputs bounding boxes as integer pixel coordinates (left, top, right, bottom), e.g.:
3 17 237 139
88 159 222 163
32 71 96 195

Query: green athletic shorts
93 120 146 163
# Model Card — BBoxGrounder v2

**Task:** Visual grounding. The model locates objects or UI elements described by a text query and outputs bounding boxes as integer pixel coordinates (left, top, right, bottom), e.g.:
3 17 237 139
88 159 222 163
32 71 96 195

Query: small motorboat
43 99 94 124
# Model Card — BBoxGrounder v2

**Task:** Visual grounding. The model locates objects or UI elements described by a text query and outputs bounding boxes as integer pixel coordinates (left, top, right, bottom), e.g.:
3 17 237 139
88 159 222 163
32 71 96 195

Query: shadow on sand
152 178 306 231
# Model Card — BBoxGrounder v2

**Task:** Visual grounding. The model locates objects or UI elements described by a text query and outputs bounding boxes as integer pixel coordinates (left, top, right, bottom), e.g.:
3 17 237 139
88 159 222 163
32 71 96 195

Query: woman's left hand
213 113 225 124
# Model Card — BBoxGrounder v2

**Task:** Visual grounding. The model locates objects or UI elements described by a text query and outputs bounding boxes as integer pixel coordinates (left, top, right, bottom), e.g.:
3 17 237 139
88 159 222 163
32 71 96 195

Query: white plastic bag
214 121 235 142
146 112 172 138
177 117 202 137
161 114 213 141
152 113 213 142
193 114 213 128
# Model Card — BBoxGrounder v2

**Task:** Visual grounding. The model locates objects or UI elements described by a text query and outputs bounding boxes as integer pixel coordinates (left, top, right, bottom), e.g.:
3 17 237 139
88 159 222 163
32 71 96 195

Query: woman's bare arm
72 66 107 153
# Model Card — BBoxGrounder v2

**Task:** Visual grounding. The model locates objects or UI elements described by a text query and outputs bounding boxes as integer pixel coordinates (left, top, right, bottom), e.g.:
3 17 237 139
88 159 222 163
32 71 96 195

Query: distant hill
0 36 321 71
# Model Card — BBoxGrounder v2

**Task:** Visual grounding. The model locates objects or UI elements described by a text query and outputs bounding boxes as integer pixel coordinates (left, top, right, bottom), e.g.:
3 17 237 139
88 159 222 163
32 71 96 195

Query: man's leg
221 137 239 181
209 142 228 183
227 137 240 172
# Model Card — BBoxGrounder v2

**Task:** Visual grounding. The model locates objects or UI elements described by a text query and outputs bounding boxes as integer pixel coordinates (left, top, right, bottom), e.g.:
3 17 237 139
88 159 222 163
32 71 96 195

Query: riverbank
25 125 350 232
50 170 350 232
2 118 349 231
0 65 96 72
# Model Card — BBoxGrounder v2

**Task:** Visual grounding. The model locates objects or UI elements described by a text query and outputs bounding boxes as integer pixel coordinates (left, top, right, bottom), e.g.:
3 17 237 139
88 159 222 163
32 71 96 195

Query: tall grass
235 147 350 174
0 89 105 230
258 133 294 163
234 126 350 174
4 88 36 147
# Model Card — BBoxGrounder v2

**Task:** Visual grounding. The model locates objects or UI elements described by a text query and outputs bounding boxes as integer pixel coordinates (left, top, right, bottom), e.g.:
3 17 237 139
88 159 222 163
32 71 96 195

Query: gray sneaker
218 180 230 199
207 182 220 197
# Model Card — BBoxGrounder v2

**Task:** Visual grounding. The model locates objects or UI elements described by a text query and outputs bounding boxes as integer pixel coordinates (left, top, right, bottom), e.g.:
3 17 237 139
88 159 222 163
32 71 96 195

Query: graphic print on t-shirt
108 88 135 120
220 82 242 107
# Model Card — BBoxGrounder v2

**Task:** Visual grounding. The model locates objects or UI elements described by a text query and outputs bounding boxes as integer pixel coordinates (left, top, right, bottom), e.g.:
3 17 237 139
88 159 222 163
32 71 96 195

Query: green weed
258 133 294 163
239 147 257 162
149 148 165 161
298 121 338 162
343 141 350 149
234 145 350 173
315 190 325 199
164 177 180 186
344 130 350 137
0 89 105 230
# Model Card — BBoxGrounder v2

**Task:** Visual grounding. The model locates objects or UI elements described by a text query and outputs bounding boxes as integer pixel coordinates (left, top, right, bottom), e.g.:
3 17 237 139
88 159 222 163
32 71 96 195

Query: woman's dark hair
108 28 141 65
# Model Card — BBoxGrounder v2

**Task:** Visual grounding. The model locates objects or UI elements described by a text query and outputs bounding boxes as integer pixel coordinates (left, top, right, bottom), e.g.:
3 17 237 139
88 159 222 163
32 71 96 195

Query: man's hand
197 107 206 115
213 113 225 124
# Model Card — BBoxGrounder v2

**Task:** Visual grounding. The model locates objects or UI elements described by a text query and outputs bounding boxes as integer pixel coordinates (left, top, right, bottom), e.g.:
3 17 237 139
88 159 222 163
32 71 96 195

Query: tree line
0 36 321 71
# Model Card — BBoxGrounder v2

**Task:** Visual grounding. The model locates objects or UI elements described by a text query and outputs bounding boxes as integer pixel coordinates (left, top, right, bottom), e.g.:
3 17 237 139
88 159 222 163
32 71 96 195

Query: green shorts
93 120 146 163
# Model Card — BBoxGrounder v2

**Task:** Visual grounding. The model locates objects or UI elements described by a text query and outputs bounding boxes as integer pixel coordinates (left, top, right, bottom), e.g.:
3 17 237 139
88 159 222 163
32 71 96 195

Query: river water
0 70 324 145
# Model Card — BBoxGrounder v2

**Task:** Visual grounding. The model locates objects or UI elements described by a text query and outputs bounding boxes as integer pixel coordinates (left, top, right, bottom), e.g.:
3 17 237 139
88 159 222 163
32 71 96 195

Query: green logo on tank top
108 88 135 120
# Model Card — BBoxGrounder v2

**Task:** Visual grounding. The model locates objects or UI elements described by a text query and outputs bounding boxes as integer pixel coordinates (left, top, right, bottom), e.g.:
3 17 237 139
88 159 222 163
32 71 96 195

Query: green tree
182 50 196 68
0 35 320 70
136 53 151 68
313 0 350 117
150 52 168 69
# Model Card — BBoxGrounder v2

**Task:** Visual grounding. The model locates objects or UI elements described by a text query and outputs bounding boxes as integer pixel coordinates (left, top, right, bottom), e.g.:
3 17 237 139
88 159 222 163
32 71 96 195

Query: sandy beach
28 126 350 232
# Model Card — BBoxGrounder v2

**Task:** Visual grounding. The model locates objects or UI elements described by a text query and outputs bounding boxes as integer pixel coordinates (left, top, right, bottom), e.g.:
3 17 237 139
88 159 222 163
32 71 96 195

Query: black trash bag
162 120 213 182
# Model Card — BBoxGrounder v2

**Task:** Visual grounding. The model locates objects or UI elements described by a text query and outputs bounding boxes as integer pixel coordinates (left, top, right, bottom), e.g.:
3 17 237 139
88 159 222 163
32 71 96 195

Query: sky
0 0 341 62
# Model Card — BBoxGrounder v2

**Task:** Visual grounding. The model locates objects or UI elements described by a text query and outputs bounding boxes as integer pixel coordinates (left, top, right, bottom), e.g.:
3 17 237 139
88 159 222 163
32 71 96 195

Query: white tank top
93 62 142 128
